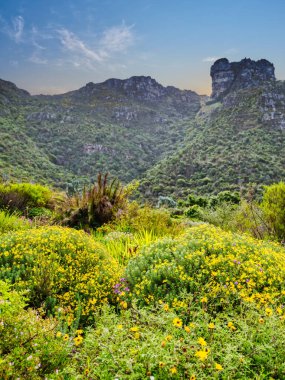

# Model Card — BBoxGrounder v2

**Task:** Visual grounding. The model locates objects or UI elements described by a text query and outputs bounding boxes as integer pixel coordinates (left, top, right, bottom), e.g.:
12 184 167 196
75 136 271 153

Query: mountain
140 58 285 199
0 76 201 189
1 57 284 199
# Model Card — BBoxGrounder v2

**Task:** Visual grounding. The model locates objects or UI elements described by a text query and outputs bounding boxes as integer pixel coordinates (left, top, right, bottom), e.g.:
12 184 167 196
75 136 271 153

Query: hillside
140 59 285 199
0 76 201 189
1 57 285 198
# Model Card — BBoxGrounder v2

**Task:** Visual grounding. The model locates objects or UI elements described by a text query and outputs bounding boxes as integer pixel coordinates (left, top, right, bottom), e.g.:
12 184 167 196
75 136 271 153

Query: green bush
0 182 54 213
0 280 70 379
125 224 285 310
0 210 31 234
184 205 202 219
0 227 122 325
261 182 285 241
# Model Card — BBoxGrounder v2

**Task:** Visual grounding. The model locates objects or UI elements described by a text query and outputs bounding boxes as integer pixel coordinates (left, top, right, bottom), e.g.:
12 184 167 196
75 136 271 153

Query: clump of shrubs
0 226 122 325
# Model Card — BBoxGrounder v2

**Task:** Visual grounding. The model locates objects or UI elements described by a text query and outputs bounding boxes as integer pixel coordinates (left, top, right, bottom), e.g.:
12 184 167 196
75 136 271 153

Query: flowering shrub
125 224 285 311
0 227 122 325
0 281 70 379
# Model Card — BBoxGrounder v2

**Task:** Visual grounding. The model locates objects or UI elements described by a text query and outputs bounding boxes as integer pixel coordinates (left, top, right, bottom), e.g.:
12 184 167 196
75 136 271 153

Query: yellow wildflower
170 367 177 374
195 350 208 361
215 363 223 371
197 337 207 346
63 334 69 341
228 321 236 331
117 324 123 329
73 335 83 346
184 326 191 333
173 317 183 328
208 322 215 329
130 326 139 332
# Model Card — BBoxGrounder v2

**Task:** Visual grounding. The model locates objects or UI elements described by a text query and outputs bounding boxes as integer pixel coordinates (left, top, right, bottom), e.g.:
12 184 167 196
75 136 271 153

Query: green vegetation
0 178 285 378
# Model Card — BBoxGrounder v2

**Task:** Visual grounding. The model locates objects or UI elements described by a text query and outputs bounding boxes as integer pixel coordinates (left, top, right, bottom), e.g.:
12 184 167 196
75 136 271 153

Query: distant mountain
140 58 285 199
1 58 284 199
0 76 201 189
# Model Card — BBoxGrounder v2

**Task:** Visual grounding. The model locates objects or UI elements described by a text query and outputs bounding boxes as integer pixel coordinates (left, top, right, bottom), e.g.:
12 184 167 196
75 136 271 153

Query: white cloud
57 28 104 63
0 15 24 43
100 24 134 53
12 15 24 43
29 52 47 64
202 56 220 63
56 23 135 69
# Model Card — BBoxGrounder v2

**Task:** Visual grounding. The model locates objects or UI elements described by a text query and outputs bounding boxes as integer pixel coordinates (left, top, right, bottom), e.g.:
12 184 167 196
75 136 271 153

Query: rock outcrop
211 58 275 99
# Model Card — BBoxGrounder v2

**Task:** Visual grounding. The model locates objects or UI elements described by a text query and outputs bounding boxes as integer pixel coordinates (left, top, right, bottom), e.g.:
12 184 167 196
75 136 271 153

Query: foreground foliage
125 224 285 312
0 227 122 325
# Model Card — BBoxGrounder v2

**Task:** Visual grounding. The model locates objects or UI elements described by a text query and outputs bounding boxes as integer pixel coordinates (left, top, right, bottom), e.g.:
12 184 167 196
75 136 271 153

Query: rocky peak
0 78 30 99
210 58 275 99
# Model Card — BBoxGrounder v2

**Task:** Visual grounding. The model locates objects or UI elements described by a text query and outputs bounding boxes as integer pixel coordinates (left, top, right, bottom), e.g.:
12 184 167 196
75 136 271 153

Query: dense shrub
0 281 70 379
261 181 285 241
0 227 122 325
113 201 181 236
125 224 285 311
0 210 31 234
0 182 55 213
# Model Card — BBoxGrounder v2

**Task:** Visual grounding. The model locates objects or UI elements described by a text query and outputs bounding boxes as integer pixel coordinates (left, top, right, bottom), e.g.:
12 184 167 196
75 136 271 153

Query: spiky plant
60 173 127 229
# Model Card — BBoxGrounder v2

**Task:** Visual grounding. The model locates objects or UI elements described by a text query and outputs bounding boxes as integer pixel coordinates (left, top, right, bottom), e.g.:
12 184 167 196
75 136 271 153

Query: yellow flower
170 367 177 374
195 350 208 361
164 304 169 311
63 334 69 341
84 368 90 375
120 301 128 309
190 375 196 380
134 332 140 339
159 362 165 367
265 307 273 316
208 322 215 329
197 337 207 346
173 317 183 328
201 296 208 303
184 326 191 333
165 335 173 341
215 363 223 371
130 326 139 332
161 340 166 347
259 318 264 324
227 321 236 331
117 324 123 329
73 335 83 346
56 331 62 338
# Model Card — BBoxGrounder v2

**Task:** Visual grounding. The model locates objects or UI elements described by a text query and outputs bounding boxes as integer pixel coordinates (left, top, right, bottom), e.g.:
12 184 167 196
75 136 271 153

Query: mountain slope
0 76 201 188
140 76 285 199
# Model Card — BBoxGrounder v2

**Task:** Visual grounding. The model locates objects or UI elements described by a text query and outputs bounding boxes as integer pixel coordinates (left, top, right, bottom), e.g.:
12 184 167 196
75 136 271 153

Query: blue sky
1 0 285 95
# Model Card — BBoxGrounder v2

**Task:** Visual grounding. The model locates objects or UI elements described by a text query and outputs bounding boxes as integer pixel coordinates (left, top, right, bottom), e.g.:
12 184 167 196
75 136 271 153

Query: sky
1 0 285 95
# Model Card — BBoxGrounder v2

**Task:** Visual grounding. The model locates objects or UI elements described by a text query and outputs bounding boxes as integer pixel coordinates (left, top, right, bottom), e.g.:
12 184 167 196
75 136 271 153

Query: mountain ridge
0 57 284 199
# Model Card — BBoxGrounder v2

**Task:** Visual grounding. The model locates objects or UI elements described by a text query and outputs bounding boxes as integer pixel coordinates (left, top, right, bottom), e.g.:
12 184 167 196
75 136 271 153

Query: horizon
1 0 285 96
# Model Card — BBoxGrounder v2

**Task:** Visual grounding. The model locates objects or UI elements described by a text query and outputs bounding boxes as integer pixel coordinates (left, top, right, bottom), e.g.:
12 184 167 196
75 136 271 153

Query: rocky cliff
210 58 275 99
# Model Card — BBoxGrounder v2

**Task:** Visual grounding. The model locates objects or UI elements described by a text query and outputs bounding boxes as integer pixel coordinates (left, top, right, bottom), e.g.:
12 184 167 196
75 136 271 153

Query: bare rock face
211 58 275 99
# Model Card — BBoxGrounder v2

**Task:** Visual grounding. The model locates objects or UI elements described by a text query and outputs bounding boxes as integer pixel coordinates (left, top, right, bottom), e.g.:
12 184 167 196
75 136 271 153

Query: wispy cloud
28 52 47 64
56 23 135 69
202 56 220 63
57 28 104 63
0 15 24 43
100 24 134 53
13 15 24 42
